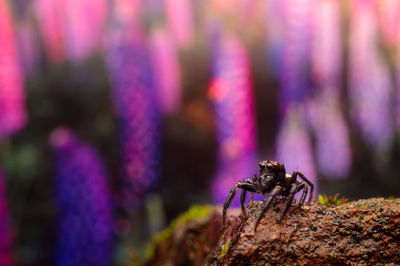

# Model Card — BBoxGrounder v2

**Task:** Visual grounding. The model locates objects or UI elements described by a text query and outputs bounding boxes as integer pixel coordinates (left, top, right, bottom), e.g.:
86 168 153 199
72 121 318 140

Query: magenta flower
0 0 27 140
165 0 194 49
63 0 108 62
33 0 65 63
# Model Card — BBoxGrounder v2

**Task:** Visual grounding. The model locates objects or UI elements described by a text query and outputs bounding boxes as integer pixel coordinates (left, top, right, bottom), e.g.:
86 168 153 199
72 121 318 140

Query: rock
145 198 400 265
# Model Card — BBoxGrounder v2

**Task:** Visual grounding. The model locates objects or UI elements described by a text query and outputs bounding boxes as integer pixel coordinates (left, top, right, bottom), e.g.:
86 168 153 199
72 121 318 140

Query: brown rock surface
146 198 400 265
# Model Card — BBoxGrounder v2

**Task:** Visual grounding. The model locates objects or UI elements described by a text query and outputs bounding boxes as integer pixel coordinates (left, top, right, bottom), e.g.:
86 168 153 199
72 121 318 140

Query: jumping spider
222 160 314 232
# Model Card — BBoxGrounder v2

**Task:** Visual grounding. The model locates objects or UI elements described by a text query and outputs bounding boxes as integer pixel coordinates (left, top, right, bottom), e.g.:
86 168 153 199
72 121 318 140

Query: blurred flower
0 0 27 141
311 0 341 88
0 166 13 266
309 0 351 178
307 90 351 178
113 0 141 24
209 33 258 206
63 0 108 62
105 21 161 212
279 0 314 115
17 20 40 75
165 0 194 49
50 127 114 266
264 0 284 77
150 28 182 115
376 0 400 47
276 105 317 197
349 0 393 148
33 0 65 63
276 0 317 193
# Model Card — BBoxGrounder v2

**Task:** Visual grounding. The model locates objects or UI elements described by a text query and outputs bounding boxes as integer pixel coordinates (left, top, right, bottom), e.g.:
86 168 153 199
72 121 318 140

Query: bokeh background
1 0 400 265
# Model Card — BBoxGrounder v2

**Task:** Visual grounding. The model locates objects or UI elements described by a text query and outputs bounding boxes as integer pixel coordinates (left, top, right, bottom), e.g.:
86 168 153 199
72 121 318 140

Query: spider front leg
278 183 298 224
222 182 255 228
254 186 282 232
240 189 247 216
293 182 308 210
292 171 314 202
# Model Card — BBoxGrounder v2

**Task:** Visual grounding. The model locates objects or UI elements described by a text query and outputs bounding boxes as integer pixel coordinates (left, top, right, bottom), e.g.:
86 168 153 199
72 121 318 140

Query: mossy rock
146 205 214 262
145 198 400 265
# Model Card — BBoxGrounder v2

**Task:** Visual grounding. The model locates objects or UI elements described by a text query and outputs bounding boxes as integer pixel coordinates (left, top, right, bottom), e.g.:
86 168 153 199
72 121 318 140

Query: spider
222 160 314 232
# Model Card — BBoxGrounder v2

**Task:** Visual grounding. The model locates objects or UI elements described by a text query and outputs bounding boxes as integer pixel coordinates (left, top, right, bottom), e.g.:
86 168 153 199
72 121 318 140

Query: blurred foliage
318 193 349 207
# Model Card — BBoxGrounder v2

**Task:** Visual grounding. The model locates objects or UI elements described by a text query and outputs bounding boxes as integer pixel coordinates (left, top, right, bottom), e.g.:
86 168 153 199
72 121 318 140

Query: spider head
258 160 286 179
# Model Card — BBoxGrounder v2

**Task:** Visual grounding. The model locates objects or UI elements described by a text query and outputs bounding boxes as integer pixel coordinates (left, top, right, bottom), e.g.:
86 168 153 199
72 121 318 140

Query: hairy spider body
222 160 314 232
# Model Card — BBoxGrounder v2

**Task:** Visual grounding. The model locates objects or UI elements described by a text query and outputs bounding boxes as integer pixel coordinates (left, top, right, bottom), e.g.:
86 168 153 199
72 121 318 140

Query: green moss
218 239 231 259
318 194 348 207
330 251 337 258
341 230 350 236
145 205 214 259
309 223 317 231
362 254 369 260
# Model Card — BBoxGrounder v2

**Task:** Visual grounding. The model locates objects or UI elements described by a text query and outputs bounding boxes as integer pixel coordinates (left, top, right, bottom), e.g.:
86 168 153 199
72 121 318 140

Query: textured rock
146 198 400 265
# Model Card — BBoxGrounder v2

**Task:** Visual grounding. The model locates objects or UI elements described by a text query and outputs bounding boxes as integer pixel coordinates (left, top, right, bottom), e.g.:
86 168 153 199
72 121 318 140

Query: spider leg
240 189 247 216
254 186 282 232
293 182 308 210
222 182 255 228
278 183 298 224
292 171 314 202
250 192 254 204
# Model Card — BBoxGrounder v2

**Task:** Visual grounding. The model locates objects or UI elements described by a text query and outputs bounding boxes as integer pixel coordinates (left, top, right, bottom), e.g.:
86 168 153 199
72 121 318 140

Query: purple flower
348 0 393 148
279 0 314 114
309 0 352 178
276 105 317 197
264 0 284 77
276 0 317 193
209 33 258 206
306 90 351 178
105 21 161 211
50 128 114 266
